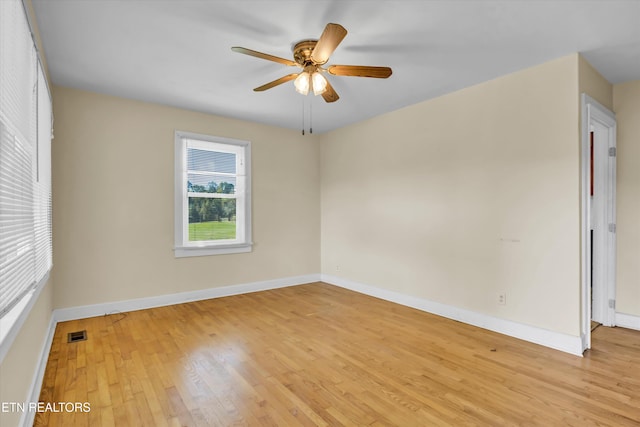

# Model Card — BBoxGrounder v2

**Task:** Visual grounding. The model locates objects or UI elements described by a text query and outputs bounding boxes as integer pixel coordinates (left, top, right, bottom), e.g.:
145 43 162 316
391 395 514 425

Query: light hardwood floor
36 283 640 426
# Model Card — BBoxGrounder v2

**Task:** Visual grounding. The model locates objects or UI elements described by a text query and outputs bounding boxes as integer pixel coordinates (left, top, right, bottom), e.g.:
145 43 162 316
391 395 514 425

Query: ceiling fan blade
321 80 339 103
311 23 347 65
253 73 299 91
231 47 298 67
327 65 392 78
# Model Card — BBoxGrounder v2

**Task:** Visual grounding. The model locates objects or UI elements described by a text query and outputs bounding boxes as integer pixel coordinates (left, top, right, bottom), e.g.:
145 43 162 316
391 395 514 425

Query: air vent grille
67 330 87 343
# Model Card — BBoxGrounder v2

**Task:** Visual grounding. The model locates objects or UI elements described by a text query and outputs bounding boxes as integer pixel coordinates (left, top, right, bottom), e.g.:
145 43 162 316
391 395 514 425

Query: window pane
187 148 236 174
188 197 236 241
187 174 236 194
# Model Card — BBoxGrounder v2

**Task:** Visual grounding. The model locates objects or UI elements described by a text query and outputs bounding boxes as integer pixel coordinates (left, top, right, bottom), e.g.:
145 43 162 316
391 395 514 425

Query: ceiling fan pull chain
301 97 305 135
310 101 313 134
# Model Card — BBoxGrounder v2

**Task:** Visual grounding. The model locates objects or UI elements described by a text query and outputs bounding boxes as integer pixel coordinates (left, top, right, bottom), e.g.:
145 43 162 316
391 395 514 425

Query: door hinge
609 299 616 309
609 223 616 233
609 147 616 157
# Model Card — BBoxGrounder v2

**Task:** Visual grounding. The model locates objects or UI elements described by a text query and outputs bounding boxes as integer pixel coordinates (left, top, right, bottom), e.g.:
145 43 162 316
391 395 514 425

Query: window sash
187 192 237 199
183 141 244 246
35 63 52 281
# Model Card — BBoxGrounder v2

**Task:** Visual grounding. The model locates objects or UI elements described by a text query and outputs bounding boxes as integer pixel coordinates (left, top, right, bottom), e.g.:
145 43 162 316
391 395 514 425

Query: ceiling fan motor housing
293 40 319 66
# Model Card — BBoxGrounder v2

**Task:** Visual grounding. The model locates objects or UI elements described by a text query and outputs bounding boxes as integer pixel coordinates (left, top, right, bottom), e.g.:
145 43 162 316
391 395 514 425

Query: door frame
580 94 617 352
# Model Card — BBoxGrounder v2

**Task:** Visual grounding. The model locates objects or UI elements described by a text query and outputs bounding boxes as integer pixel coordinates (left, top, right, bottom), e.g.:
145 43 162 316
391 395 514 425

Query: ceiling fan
231 23 392 103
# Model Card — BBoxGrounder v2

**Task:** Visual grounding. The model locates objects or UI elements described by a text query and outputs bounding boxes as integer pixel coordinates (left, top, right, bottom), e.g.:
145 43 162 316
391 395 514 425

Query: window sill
174 243 253 258
0 272 50 364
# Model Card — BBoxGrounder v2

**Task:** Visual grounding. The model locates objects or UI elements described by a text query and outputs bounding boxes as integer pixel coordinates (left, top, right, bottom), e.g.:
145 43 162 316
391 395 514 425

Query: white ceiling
32 0 640 134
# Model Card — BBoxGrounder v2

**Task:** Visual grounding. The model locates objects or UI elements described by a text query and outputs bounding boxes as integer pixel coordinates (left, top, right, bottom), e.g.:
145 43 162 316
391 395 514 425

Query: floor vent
67 330 87 343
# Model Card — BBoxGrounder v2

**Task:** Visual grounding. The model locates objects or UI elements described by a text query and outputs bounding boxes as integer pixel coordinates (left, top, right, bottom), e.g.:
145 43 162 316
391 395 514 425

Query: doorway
581 94 617 352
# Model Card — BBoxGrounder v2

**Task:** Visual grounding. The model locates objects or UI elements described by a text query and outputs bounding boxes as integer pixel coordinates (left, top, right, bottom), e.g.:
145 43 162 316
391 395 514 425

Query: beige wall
0 281 53 427
51 87 320 309
320 54 582 336
578 55 613 110
614 80 640 316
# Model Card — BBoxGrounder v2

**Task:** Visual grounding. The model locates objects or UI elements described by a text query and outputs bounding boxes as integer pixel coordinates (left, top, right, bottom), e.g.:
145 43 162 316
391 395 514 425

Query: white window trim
174 131 252 257
0 271 49 363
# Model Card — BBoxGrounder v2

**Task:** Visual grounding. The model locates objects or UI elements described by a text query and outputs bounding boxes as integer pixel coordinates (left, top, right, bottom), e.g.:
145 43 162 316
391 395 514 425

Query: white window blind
0 0 53 318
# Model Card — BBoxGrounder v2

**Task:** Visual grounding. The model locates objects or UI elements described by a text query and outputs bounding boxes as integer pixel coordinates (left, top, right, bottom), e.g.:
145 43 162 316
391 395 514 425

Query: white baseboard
616 312 640 330
53 274 320 322
19 314 57 427
321 274 584 357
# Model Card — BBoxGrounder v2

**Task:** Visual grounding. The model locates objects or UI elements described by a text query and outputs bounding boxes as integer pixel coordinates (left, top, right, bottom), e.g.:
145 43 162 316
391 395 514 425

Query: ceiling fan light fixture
294 72 310 95
311 72 328 95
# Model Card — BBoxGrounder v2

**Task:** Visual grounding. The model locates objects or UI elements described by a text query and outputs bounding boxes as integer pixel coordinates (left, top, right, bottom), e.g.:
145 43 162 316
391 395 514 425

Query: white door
581 94 617 351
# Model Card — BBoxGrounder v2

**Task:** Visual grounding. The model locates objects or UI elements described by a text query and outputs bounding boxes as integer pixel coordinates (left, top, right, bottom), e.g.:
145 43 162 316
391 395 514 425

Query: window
0 0 53 320
174 131 252 257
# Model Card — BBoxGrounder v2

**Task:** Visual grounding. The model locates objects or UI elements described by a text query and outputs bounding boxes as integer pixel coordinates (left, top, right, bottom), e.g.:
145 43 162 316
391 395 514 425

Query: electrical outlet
336 264 340 271
498 293 506 305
